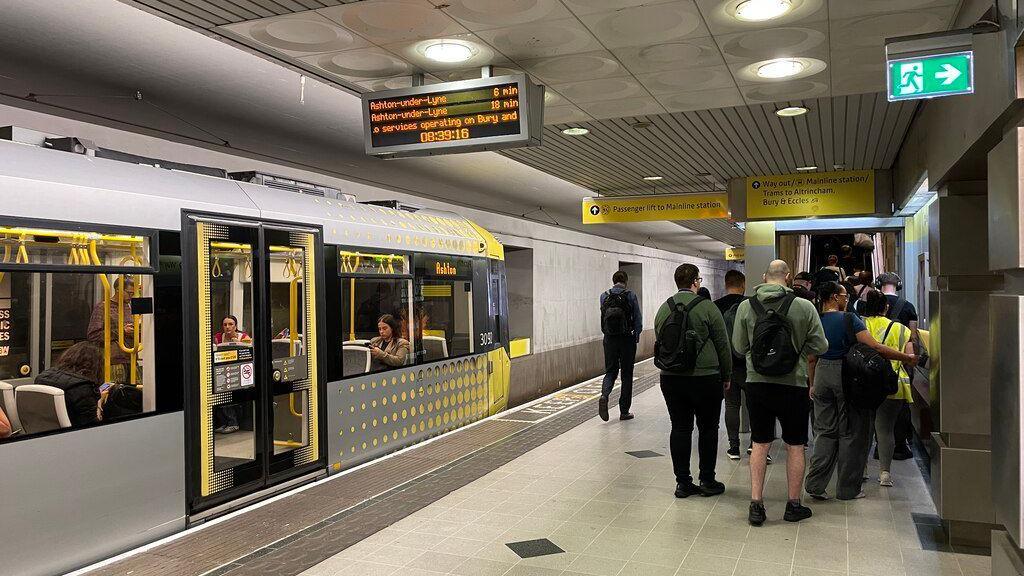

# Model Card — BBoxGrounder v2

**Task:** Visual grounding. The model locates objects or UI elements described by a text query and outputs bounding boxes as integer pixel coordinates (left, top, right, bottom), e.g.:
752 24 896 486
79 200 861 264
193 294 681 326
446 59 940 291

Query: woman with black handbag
804 282 916 501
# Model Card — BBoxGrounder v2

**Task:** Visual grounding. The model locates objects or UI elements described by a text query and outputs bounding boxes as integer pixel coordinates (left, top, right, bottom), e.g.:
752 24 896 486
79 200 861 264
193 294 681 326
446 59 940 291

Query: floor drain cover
625 450 663 458
505 538 565 558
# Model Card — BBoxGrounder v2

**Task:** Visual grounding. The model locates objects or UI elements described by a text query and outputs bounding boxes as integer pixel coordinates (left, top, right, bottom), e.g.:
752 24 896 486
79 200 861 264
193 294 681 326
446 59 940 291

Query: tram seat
272 338 304 357
0 381 22 434
343 346 371 376
15 384 72 435
422 336 448 362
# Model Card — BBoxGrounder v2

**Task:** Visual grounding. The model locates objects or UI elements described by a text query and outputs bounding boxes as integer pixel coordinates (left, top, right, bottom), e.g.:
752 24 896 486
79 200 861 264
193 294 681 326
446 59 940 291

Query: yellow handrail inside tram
87 242 113 384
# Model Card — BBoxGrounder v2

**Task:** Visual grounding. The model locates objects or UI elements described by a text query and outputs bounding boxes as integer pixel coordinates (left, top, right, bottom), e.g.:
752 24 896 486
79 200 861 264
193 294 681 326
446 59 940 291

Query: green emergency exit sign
887 51 973 101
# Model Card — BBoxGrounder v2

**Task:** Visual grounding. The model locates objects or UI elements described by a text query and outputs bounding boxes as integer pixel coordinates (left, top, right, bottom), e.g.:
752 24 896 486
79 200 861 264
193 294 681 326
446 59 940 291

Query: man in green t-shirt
654 264 732 499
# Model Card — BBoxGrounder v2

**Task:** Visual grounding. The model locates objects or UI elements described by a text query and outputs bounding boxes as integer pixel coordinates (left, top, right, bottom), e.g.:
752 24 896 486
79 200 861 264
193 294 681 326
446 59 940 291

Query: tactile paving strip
85 365 659 576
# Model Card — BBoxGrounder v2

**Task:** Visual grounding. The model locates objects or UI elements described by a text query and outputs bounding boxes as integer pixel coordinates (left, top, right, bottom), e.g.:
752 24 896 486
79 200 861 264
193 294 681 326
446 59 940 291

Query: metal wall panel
989 129 1024 272
992 294 1024 546
327 355 491 472
0 412 186 576
933 291 993 436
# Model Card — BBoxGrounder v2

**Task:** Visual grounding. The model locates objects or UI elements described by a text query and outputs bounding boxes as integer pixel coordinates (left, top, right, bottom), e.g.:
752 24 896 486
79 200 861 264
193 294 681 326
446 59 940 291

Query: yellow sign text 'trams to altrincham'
746 170 875 219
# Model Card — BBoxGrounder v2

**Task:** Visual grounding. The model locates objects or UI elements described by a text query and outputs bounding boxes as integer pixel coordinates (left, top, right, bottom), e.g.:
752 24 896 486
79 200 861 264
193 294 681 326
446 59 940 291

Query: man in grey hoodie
733 260 828 526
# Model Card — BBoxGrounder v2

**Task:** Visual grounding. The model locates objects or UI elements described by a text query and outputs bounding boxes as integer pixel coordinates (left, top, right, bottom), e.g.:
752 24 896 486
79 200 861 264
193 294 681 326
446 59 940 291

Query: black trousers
660 374 724 484
723 359 746 448
602 335 637 412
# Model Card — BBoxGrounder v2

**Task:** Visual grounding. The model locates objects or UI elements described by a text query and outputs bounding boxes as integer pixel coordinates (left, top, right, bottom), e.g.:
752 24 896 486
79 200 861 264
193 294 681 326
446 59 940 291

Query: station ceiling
123 0 958 248
0 0 963 253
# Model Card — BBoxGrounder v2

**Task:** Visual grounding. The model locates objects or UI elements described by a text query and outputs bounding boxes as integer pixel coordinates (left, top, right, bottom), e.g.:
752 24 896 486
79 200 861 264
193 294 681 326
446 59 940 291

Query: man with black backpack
599 271 643 422
732 260 828 526
654 264 732 498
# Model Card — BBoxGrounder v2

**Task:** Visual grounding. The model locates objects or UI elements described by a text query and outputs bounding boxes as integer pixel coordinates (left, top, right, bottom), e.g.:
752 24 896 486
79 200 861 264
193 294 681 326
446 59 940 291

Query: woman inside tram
214 315 251 346
368 314 410 371
35 341 104 427
87 275 136 384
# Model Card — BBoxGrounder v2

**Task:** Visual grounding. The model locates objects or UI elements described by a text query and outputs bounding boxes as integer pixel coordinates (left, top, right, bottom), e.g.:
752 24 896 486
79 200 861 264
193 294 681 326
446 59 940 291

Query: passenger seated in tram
214 315 251 346
87 275 136 383
368 314 410 371
0 406 11 438
35 341 104 427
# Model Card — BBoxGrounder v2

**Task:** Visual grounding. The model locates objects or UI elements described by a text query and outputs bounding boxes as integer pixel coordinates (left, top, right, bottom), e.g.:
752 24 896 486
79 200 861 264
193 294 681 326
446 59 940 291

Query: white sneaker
879 471 894 487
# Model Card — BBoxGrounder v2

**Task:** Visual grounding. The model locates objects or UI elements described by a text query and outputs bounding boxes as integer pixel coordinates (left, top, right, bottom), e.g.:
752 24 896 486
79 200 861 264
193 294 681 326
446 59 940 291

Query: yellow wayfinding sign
582 193 728 224
725 247 745 261
746 170 875 219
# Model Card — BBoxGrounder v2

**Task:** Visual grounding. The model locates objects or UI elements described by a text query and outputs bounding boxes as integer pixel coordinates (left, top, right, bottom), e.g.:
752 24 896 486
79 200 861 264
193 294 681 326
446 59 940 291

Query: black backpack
841 314 899 410
601 290 634 336
654 295 706 372
749 294 801 376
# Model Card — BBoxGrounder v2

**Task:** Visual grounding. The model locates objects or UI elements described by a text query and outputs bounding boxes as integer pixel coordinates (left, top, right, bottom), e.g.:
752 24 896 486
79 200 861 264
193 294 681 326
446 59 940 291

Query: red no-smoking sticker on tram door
240 362 254 388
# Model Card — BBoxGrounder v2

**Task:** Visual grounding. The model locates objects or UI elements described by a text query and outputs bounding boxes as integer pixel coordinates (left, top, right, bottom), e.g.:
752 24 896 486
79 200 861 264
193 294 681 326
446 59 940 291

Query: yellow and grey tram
0 133 511 575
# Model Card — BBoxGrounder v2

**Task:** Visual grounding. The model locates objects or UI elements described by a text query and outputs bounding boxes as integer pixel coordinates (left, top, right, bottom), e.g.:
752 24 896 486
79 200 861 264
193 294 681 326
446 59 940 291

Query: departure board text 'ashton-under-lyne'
367 82 521 148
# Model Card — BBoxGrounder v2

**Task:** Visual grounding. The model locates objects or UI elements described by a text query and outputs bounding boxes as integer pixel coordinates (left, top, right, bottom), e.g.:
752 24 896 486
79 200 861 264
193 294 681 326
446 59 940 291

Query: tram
0 130 511 575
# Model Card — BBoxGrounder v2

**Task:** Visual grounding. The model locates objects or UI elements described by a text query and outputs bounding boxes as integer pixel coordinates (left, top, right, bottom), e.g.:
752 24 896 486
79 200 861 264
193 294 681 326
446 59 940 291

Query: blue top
819 311 866 359
600 284 643 341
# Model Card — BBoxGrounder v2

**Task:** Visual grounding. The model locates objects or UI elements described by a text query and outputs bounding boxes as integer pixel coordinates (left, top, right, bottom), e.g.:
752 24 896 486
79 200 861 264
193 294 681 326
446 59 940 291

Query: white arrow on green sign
887 51 973 102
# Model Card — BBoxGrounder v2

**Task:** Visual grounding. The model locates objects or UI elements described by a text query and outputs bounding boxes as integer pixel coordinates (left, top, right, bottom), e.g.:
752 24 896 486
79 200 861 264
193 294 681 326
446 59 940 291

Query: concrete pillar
743 221 776 295
989 128 1024 573
927 180 1001 547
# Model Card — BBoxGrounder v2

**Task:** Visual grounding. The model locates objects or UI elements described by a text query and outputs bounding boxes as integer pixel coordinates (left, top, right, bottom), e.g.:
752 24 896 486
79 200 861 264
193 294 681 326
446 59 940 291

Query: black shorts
745 381 810 445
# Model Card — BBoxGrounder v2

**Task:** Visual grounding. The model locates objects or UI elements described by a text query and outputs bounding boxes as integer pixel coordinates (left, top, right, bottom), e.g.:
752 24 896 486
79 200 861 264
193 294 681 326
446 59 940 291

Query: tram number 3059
479 332 494 347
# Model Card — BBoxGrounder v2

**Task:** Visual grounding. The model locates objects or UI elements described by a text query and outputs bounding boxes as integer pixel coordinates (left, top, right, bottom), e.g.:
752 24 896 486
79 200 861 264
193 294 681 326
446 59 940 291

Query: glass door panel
188 218 322 514
264 228 319 478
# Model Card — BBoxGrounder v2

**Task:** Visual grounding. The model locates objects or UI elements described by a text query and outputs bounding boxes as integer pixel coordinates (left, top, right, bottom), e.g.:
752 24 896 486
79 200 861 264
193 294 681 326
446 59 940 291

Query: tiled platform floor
300 383 990 576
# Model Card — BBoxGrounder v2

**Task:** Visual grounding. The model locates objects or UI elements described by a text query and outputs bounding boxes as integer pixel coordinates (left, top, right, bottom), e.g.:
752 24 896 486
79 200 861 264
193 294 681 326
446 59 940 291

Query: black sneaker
766 454 773 465
674 482 701 498
748 501 767 526
619 412 634 421
746 445 753 455
784 501 813 522
727 446 741 460
699 480 725 497
598 396 609 421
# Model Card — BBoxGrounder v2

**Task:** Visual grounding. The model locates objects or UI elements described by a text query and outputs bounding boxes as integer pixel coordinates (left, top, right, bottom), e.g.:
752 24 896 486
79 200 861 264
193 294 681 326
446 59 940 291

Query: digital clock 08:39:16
419 128 471 143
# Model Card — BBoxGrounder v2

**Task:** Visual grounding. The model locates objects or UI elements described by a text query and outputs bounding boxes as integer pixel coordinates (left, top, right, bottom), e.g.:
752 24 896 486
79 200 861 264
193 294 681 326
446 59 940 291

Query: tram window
49 273 97 361
269 245 306 360
0 271 157 441
413 255 475 362
340 277 413 377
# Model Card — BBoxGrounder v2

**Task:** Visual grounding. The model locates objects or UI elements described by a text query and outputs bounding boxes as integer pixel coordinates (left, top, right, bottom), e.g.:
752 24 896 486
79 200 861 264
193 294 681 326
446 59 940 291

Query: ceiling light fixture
643 176 663 181
630 121 653 130
424 41 473 63
796 165 817 171
756 58 805 79
561 127 589 136
775 105 808 117
735 0 793 22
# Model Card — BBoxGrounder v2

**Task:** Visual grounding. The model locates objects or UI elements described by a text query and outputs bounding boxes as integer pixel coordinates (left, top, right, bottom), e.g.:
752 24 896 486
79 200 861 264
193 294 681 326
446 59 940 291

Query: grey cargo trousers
804 358 872 500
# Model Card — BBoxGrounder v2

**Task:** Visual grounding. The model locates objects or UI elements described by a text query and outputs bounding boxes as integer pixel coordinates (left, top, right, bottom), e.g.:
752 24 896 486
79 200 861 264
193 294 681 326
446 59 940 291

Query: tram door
184 216 323 515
